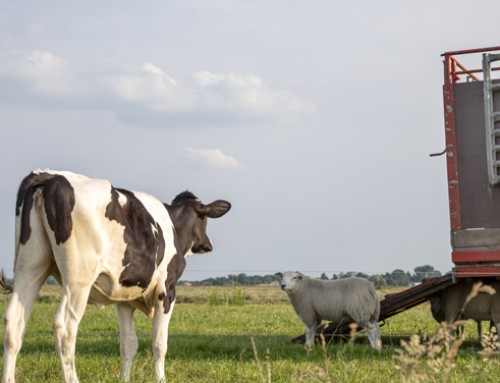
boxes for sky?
[1,0,500,281]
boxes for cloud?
[192,71,317,118]
[0,50,74,95]
[0,50,316,125]
[107,62,196,111]
[186,148,244,170]
[109,66,316,122]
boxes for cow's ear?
[203,200,231,218]
[275,272,283,278]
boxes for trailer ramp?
[291,274,455,344]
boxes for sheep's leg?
[492,305,500,350]
[476,320,482,344]
[494,321,500,350]
[364,320,382,351]
[305,324,317,346]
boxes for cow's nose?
[193,242,213,253]
[281,284,286,290]
[203,243,213,252]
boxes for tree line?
[179,265,441,287]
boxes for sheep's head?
[275,271,305,292]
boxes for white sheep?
[429,280,500,342]
[275,271,382,350]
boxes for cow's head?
[166,191,231,256]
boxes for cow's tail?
[0,268,13,293]
[14,172,46,265]
[13,171,61,271]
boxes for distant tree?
[412,265,441,282]
[178,267,439,287]
[355,272,369,280]
[237,273,249,285]
[386,269,411,286]
[368,274,387,287]
[339,271,356,279]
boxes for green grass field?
[1,285,499,382]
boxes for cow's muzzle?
[192,243,213,254]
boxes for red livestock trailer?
[293,46,500,343]
[442,46,500,276]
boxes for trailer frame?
[442,46,500,277]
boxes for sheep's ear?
[274,272,283,278]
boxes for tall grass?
[208,287,247,306]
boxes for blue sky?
[1,1,500,280]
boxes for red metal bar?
[450,57,480,82]
[453,266,500,277]
[441,46,500,57]
[452,250,500,263]
[442,54,462,230]
[442,47,500,84]
[454,67,500,76]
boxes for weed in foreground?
[394,282,500,383]
[469,326,500,376]
[251,336,271,383]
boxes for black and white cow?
[2,169,231,383]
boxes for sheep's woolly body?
[277,272,382,350]
[429,280,500,345]
[287,277,380,328]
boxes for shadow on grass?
[1,333,485,363]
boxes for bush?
[208,287,247,306]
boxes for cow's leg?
[116,303,138,382]
[3,240,52,383]
[152,300,176,383]
[3,269,51,383]
[52,283,92,383]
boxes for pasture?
[1,285,499,382]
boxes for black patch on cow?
[160,191,202,312]
[16,172,75,245]
[105,187,166,290]
[163,252,186,313]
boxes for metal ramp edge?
[290,274,455,344]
